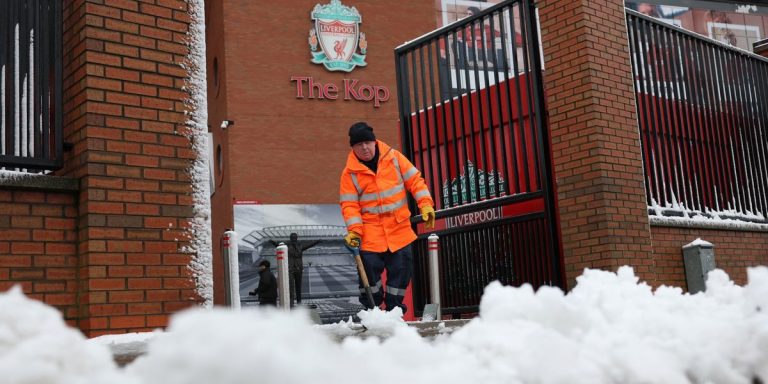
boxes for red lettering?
[291,76,309,98]
[358,85,374,101]
[292,76,389,107]
[324,83,338,99]
[344,79,359,100]
[308,77,324,99]
[374,86,390,107]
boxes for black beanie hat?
[349,122,376,146]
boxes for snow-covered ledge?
[0,170,78,192]
[648,198,768,232]
[649,215,768,232]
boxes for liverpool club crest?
[308,0,367,72]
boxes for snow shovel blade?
[345,244,376,310]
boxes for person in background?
[249,259,277,306]
[269,233,321,305]
[636,3,661,18]
[339,122,436,314]
[463,6,503,65]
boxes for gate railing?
[396,0,546,211]
[1,0,63,171]
[627,9,768,224]
[395,0,561,316]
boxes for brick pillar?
[538,0,655,288]
[62,0,202,336]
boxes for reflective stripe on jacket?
[339,140,434,252]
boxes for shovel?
[345,244,376,309]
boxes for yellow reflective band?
[386,285,405,296]
[345,216,362,226]
[350,174,362,195]
[414,189,431,200]
[361,198,406,214]
[359,183,405,202]
[360,281,382,294]
[391,155,404,182]
[402,167,418,180]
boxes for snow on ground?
[1,266,768,384]
[0,286,138,384]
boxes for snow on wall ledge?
[649,199,768,232]
[180,0,213,308]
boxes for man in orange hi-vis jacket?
[339,122,435,313]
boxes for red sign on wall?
[290,76,390,107]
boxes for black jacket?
[255,268,277,302]
[269,240,321,272]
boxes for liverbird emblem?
[308,0,367,72]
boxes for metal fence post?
[276,243,290,310]
[222,230,240,309]
[426,234,441,320]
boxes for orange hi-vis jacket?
[340,140,434,253]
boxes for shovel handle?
[345,243,376,309]
[353,255,370,287]
[353,254,376,309]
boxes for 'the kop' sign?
[291,76,390,107]
[294,1,390,107]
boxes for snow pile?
[2,267,768,384]
[318,307,410,338]
[461,266,768,383]
[124,266,768,384]
[89,331,163,360]
[126,307,349,384]
[357,307,409,333]
[0,286,137,384]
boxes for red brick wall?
[208,0,437,304]
[651,225,768,288]
[59,0,202,336]
[218,0,436,205]
[0,189,79,326]
[538,0,655,289]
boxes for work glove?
[344,231,361,248]
[420,206,436,229]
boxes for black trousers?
[358,245,412,312]
[289,270,302,304]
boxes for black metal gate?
[394,0,561,317]
[0,0,63,171]
[626,9,768,224]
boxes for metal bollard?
[222,230,240,309]
[682,238,716,294]
[276,243,290,310]
[425,234,441,321]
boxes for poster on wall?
[234,203,366,323]
[435,0,527,94]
